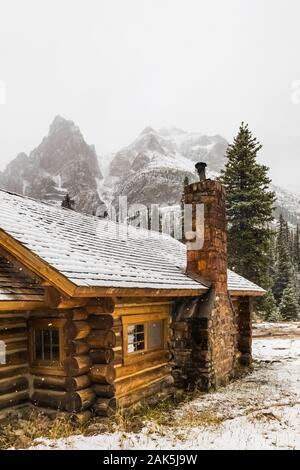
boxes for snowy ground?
[31,323,300,450]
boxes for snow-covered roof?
[0,190,264,296]
[0,256,45,302]
[227,270,266,295]
[0,190,206,293]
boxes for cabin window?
[29,318,66,370]
[34,328,60,361]
[148,320,164,350]
[123,313,167,363]
[127,323,145,353]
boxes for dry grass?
[111,390,228,430]
[0,409,89,450]
[0,389,231,449]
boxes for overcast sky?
[0,0,300,193]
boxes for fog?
[0,0,300,192]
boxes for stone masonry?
[172,179,238,391]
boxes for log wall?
[0,298,175,416]
[0,311,29,411]
[31,308,96,413]
[90,299,174,416]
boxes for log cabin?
[0,166,265,417]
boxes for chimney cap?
[195,162,207,181]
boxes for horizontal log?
[0,330,27,343]
[90,349,114,365]
[90,364,116,385]
[88,315,113,330]
[92,383,116,398]
[33,375,67,391]
[87,330,116,349]
[71,310,89,321]
[68,341,90,356]
[33,374,91,392]
[0,364,28,380]
[115,366,171,398]
[0,390,29,410]
[65,375,91,392]
[31,389,67,410]
[65,388,96,413]
[5,341,27,352]
[69,321,91,340]
[86,298,115,314]
[118,376,173,410]
[116,350,171,380]
[93,397,117,417]
[0,320,26,330]
[63,356,92,376]
[0,375,28,395]
[5,349,28,366]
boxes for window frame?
[29,318,67,373]
[122,312,168,364]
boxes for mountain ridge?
[0,116,299,225]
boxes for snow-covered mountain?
[99,126,226,208]
[0,116,104,214]
[99,126,300,226]
[0,118,299,224]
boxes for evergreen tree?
[273,215,294,302]
[220,122,276,287]
[262,291,282,322]
[293,225,300,271]
[61,193,75,210]
[279,281,300,321]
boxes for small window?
[34,328,60,361]
[148,321,163,350]
[29,318,66,370]
[127,324,145,353]
[123,314,166,361]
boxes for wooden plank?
[115,365,171,398]
[115,350,171,380]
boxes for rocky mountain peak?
[48,115,80,137]
[0,117,104,214]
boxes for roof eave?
[229,289,266,297]
[72,285,208,298]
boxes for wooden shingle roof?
[0,256,45,303]
[0,190,265,297]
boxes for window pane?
[148,321,163,350]
[127,324,145,353]
[35,328,60,362]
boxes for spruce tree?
[273,215,293,302]
[293,225,300,271]
[279,281,300,321]
[262,291,282,322]
[61,193,75,210]
[220,122,276,287]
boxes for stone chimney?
[184,164,228,292]
[181,163,236,389]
